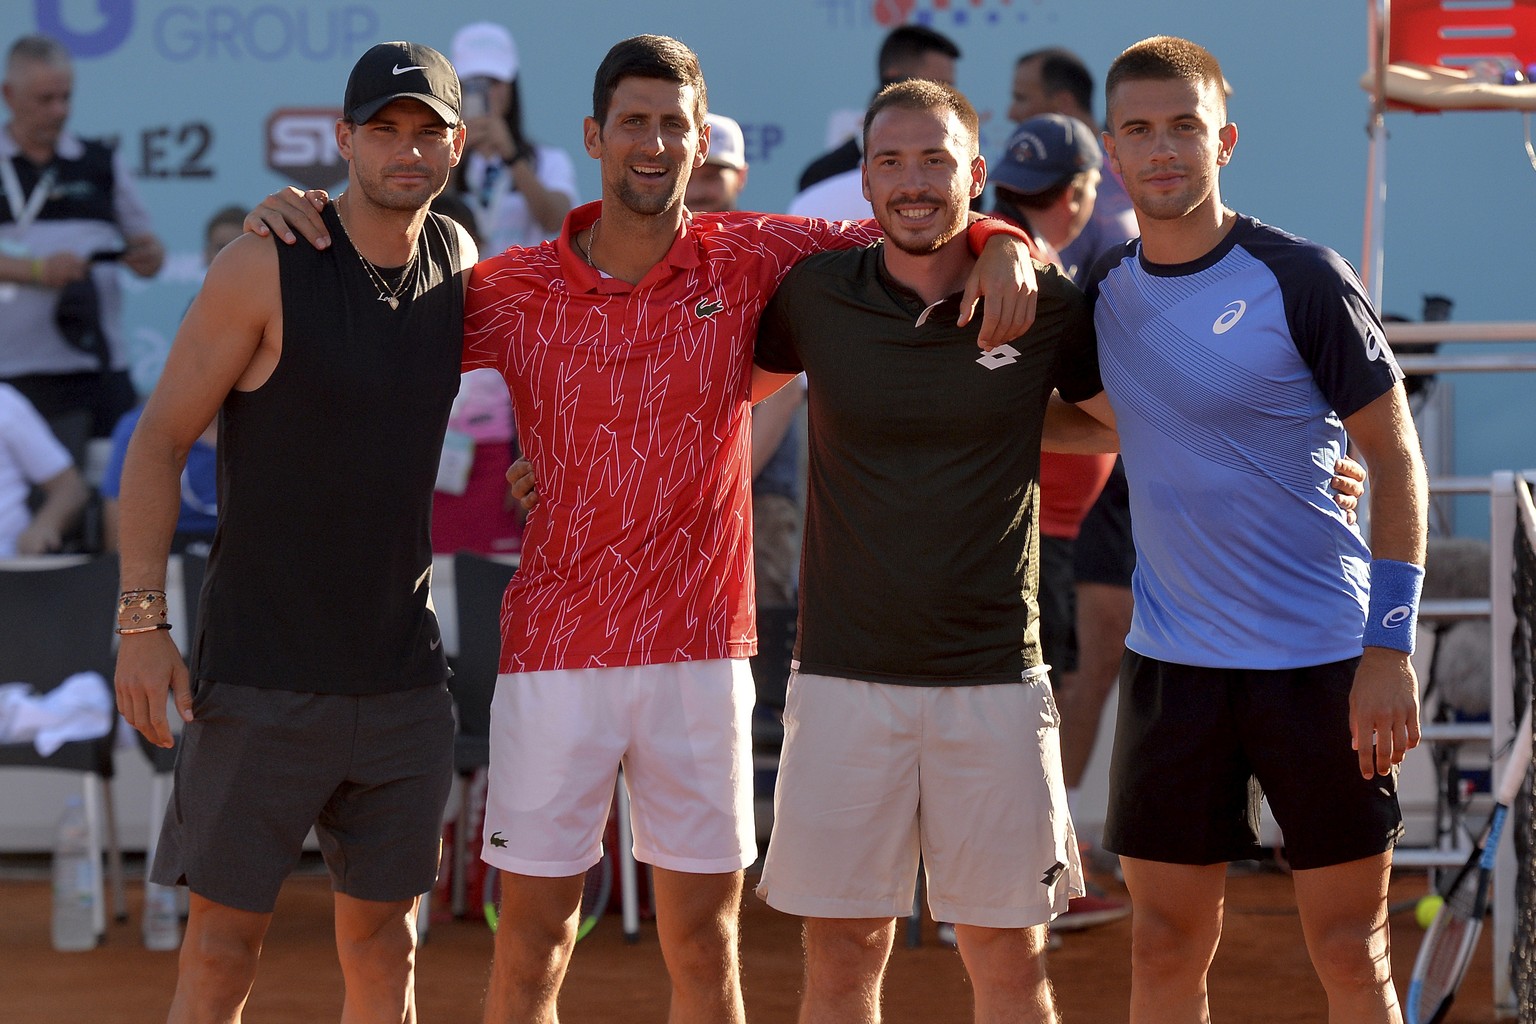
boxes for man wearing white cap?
[449,21,577,254]
[684,115,805,612]
[685,112,748,214]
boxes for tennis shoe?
[1051,890,1130,932]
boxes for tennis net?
[1510,475,1536,1021]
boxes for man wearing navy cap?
[115,41,475,1023]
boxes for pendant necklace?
[336,194,416,310]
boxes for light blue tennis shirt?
[1086,216,1403,669]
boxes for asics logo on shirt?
[1381,605,1412,629]
[1212,300,1247,335]
[977,344,1021,369]
[1364,326,1386,362]
[695,297,725,318]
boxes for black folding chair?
[0,554,125,937]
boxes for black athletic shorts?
[151,679,455,912]
[1072,458,1135,588]
[1103,652,1403,870]
[1038,534,1077,676]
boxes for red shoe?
[1051,890,1130,932]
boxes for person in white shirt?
[448,21,578,255]
[0,382,86,556]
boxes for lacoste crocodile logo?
[695,297,724,318]
[489,831,507,848]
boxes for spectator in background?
[449,21,577,255]
[796,25,960,192]
[439,23,566,557]
[0,34,164,464]
[989,113,1128,935]
[0,381,87,556]
[685,113,803,607]
[1004,47,1140,849]
[429,177,525,558]
[99,205,245,555]
[1006,47,1138,281]
[789,25,960,220]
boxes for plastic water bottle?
[51,796,98,951]
[142,882,181,951]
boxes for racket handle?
[1493,711,1532,807]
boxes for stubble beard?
[613,171,687,219]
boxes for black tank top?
[192,203,463,695]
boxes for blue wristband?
[1363,558,1424,654]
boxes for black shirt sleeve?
[1270,238,1404,419]
[755,264,808,375]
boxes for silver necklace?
[336,195,416,311]
[579,217,601,267]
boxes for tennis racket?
[484,851,614,942]
[1405,710,1532,1024]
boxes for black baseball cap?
[344,41,461,126]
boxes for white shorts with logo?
[757,669,1084,928]
[482,659,756,877]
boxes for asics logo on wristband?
[1212,300,1246,335]
[1381,605,1412,629]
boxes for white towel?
[0,672,114,756]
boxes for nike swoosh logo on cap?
[393,64,428,75]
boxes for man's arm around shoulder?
[114,235,280,748]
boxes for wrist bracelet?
[1363,558,1424,654]
[117,589,169,633]
[116,622,173,636]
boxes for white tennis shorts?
[757,669,1084,928]
[481,659,756,877]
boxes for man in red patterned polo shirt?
[248,34,1037,1024]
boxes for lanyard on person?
[0,156,57,232]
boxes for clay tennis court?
[1,860,1502,1022]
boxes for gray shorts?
[151,679,455,913]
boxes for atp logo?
[1212,300,1246,335]
[977,344,1021,369]
[36,0,135,59]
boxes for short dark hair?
[1017,47,1095,116]
[204,205,248,244]
[877,25,960,85]
[862,79,978,157]
[592,34,707,129]
[1106,36,1227,124]
[5,34,69,80]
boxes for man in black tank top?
[113,42,478,1023]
